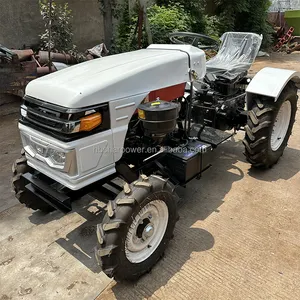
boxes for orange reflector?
[79,112,102,132]
[138,109,146,120]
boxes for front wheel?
[243,82,298,168]
[95,175,178,281]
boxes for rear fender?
[246,67,300,109]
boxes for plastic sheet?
[87,43,109,58]
[206,32,263,80]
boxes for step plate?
[191,125,234,147]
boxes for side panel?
[109,84,187,163]
[148,83,186,101]
[246,67,300,107]
[109,93,148,162]
[78,140,111,173]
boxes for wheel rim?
[271,100,292,151]
[125,200,169,264]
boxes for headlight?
[48,149,66,166]
[23,135,75,172]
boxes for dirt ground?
[249,51,300,74]
[0,52,300,300]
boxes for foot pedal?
[191,125,234,147]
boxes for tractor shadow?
[26,137,300,299]
[105,140,246,299]
[54,199,107,274]
[29,192,110,274]
[27,138,246,297]
[106,227,215,300]
[247,146,300,182]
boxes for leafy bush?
[156,0,206,34]
[111,3,192,53]
[147,4,192,44]
[157,0,272,48]
[204,15,222,39]
[111,0,272,53]
[110,2,137,54]
[39,0,74,52]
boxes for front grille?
[20,96,111,142]
[26,107,68,132]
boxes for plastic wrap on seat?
[206,32,263,80]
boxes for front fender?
[246,67,300,108]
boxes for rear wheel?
[95,175,178,281]
[12,149,54,212]
[243,82,298,168]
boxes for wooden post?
[139,0,153,45]
[102,0,113,49]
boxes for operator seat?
[206,32,263,81]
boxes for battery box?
[164,140,212,184]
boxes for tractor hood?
[25,45,206,108]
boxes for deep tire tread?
[97,245,118,257]
[244,82,298,168]
[107,200,116,218]
[95,175,178,282]
[116,198,136,205]
[102,221,123,231]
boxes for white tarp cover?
[206,32,263,80]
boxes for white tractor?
[12,32,300,281]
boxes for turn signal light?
[138,109,146,120]
[79,112,102,132]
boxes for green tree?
[39,0,74,52]
[156,0,206,33]
[157,0,272,47]
[234,0,273,47]
[148,4,192,44]
[215,0,272,47]
[215,0,250,32]
[112,3,192,53]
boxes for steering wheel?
[169,32,220,51]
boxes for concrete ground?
[1,52,300,300]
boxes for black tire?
[12,149,54,212]
[95,175,178,282]
[243,82,298,168]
